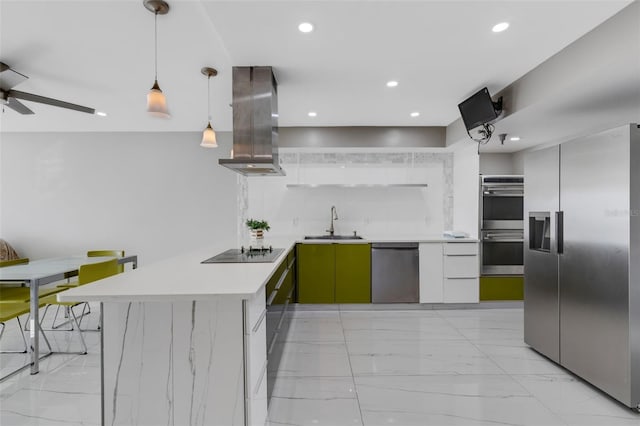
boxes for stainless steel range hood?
[219,66,285,176]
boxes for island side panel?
[102,300,245,426]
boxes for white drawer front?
[248,318,267,394]
[246,286,266,334]
[443,278,479,303]
[443,255,478,278]
[444,243,478,256]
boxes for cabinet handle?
[268,331,279,355]
[277,307,287,330]
[254,360,268,395]
[274,269,288,290]
[266,290,278,306]
[252,308,267,333]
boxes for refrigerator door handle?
[556,211,564,254]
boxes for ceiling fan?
[0,62,95,115]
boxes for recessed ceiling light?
[386,81,399,88]
[510,136,521,141]
[308,111,317,117]
[95,111,107,117]
[492,22,510,33]
[410,112,420,117]
[298,22,314,33]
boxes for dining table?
[0,254,137,374]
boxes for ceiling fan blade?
[9,90,95,114]
[5,97,34,115]
[0,68,29,91]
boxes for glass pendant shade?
[200,122,218,148]
[147,80,170,118]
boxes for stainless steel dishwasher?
[371,242,419,303]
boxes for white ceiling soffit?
[0,0,632,133]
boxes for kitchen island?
[59,240,296,426]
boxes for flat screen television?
[458,87,501,131]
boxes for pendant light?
[144,0,170,118]
[200,67,218,148]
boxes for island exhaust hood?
[219,66,285,176]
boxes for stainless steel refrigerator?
[524,123,640,410]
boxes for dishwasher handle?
[371,242,419,249]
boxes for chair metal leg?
[15,317,29,353]
[0,318,29,354]
[69,308,88,354]
[52,305,74,330]
[35,319,53,354]
[76,303,101,332]
[0,316,55,382]
[27,304,75,332]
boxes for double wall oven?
[480,175,524,275]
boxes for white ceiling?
[0,0,632,137]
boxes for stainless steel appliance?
[524,123,640,409]
[480,229,524,275]
[218,66,285,176]
[480,175,524,275]
[480,175,524,230]
[202,247,284,263]
[371,242,419,303]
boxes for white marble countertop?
[58,239,296,303]
[299,235,478,243]
[58,234,477,303]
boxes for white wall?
[479,153,517,175]
[512,150,525,174]
[452,142,480,237]
[243,150,453,239]
[0,132,238,264]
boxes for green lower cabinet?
[335,244,371,303]
[297,244,336,303]
[297,243,371,303]
[480,276,524,301]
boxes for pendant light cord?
[207,76,211,122]
[154,11,158,81]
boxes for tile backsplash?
[239,150,453,241]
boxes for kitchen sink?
[304,235,364,240]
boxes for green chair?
[0,303,31,354]
[43,258,119,343]
[0,258,29,267]
[57,250,124,289]
[0,302,53,381]
[1,258,66,304]
[52,250,124,329]
[87,250,125,273]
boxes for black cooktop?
[202,247,284,264]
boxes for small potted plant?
[246,218,270,241]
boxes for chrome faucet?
[327,206,338,236]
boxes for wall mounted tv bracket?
[468,96,503,147]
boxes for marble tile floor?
[267,308,640,426]
[1,304,638,425]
